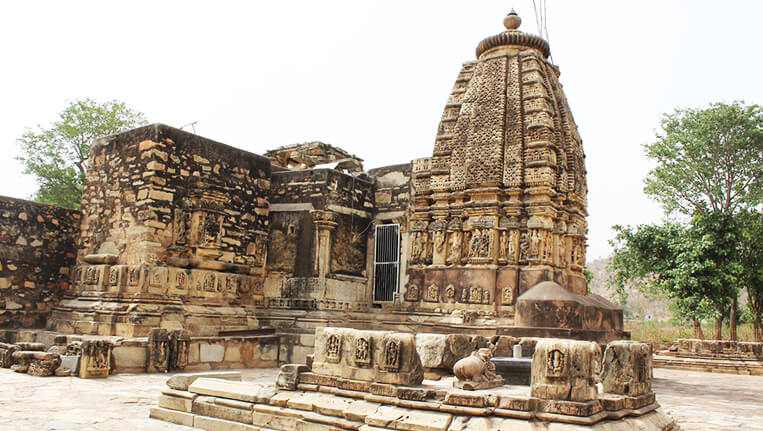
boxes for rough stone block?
[601,340,652,397]
[194,415,260,431]
[200,343,225,363]
[188,378,260,403]
[159,389,196,412]
[192,396,253,424]
[149,406,194,427]
[531,338,600,402]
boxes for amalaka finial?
[503,9,521,31]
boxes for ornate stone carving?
[382,336,402,372]
[501,286,514,305]
[354,336,372,368]
[326,334,342,363]
[425,284,439,302]
[547,349,566,378]
[404,284,419,301]
[445,284,456,300]
[446,231,462,265]
[453,347,504,390]
[79,340,112,378]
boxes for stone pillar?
[311,210,338,278]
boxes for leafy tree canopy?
[16,99,148,208]
[644,101,762,216]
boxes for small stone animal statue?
[453,347,504,390]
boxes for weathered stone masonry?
[48,125,272,337]
[0,197,80,329]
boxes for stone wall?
[0,197,80,328]
[50,124,273,337]
[368,163,412,216]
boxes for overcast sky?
[0,1,760,260]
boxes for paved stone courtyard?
[1,367,761,431]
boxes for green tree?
[610,101,761,340]
[16,99,148,208]
[644,101,762,216]
[738,210,763,341]
[608,213,744,340]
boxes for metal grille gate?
[373,223,400,303]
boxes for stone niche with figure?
[47,124,271,337]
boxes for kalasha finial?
[503,9,521,31]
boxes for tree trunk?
[754,313,762,343]
[729,295,738,341]
[713,313,723,340]
[692,319,705,340]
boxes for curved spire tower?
[406,11,588,316]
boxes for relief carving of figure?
[499,231,508,260]
[528,230,541,260]
[508,230,519,263]
[383,338,401,371]
[354,337,371,367]
[519,232,529,263]
[547,349,566,378]
[433,230,445,254]
[468,230,481,258]
[461,231,472,262]
[447,231,461,265]
[558,236,567,267]
[326,334,341,363]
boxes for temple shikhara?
[0,11,683,430]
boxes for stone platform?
[654,339,763,376]
[151,374,677,431]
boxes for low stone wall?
[674,338,763,359]
[113,335,280,373]
[0,196,80,329]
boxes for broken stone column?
[530,338,600,401]
[601,340,653,396]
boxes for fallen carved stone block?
[79,340,113,378]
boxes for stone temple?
[1,11,624,372]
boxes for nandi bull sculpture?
[453,346,505,390]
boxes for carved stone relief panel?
[404,284,420,302]
[446,231,462,265]
[382,336,402,372]
[445,284,456,301]
[326,334,342,363]
[354,336,372,368]
[546,348,566,378]
[501,286,514,305]
[148,266,168,294]
[424,284,439,302]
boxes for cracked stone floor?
[1,367,761,430]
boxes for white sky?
[0,1,760,260]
